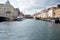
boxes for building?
[17,11,24,18]
[33,12,41,19]
[47,4,60,18]
[0,0,15,20]
[0,0,20,20]
[24,15,33,19]
[33,9,48,19]
[33,4,60,20]
[54,4,60,18]
[40,9,48,19]
[47,7,55,18]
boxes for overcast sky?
[0,0,60,15]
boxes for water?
[0,19,60,40]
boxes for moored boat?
[55,18,60,23]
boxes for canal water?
[0,19,60,40]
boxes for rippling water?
[0,19,60,40]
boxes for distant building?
[33,13,40,19]
[40,9,48,19]
[33,9,48,19]
[17,11,24,18]
[33,4,60,19]
[24,15,33,19]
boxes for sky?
[0,0,60,15]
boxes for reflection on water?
[0,19,60,40]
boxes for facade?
[47,4,60,18]
[33,10,48,19]
[47,8,54,18]
[54,5,60,18]
[0,0,18,20]
[36,13,41,18]
[17,12,24,18]
[54,9,60,18]
[46,4,60,19]
[24,15,33,19]
[33,4,60,19]
[41,9,48,19]
[33,13,41,19]
[14,8,20,18]
[14,8,24,19]
[0,0,14,20]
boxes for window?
[6,11,11,14]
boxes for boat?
[55,18,60,23]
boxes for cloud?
[17,0,33,11]
[10,0,19,8]
[18,0,47,15]
[1,0,59,15]
[0,0,6,4]
[0,0,19,8]
[10,0,60,15]
[0,0,60,15]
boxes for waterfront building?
[47,4,60,18]
[33,13,40,19]
[0,0,15,20]
[33,9,48,19]
[33,4,60,19]
[0,0,22,20]
[17,10,24,19]
[36,13,41,18]
[24,15,33,19]
[40,9,48,19]
[54,4,60,18]
[47,7,55,18]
